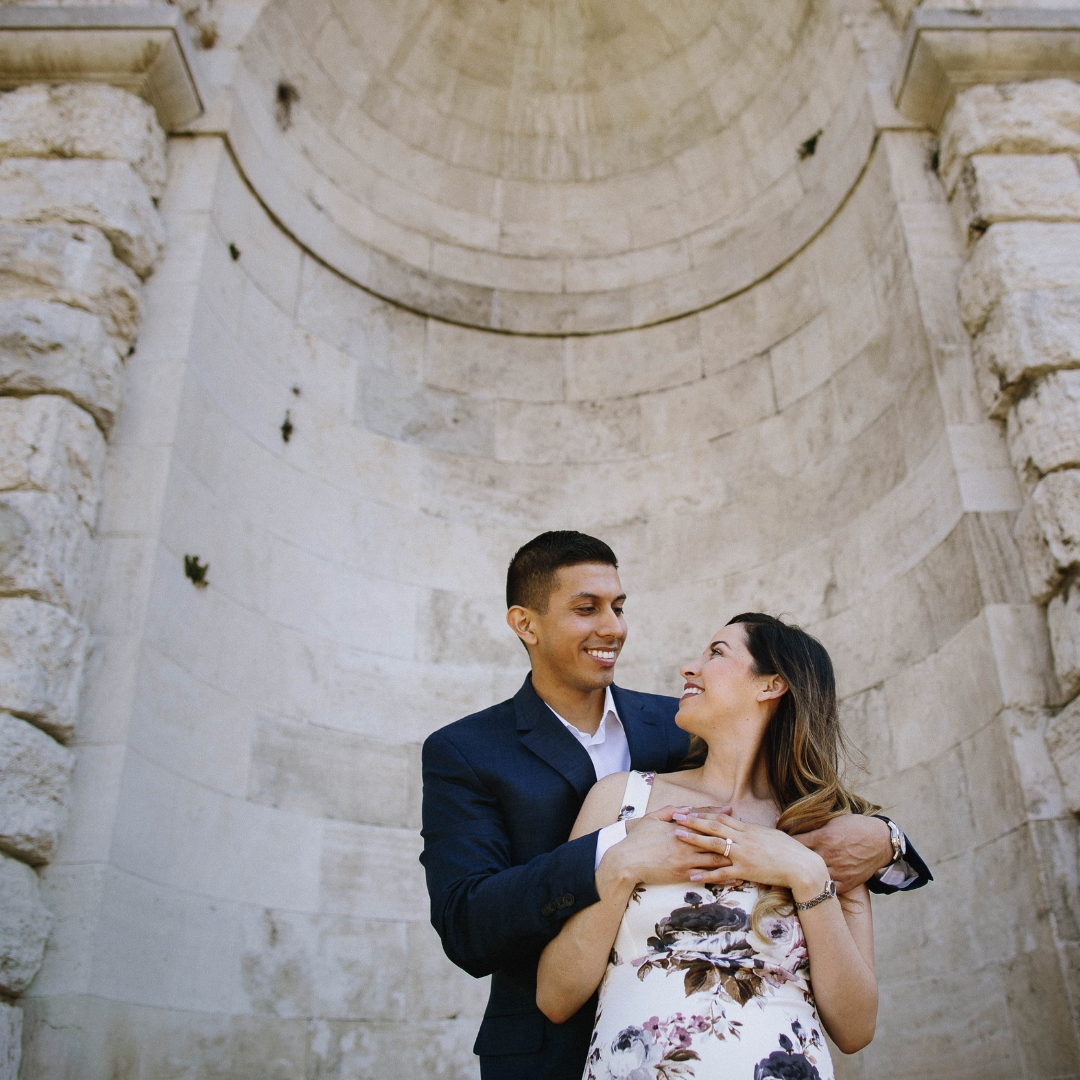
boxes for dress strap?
[616,770,655,821]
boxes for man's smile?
[585,647,618,663]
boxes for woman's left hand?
[672,810,828,897]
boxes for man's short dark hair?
[506,531,618,613]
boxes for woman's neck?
[696,717,772,807]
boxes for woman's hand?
[671,810,829,901]
[603,806,732,890]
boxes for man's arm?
[675,808,933,894]
[795,814,933,895]
[420,733,602,979]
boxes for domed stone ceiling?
[233,0,867,332]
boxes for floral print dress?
[585,772,833,1080]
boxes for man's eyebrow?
[568,592,627,603]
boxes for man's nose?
[598,606,624,637]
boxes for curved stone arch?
[227,0,877,333]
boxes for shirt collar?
[547,686,621,746]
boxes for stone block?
[0,299,123,433]
[306,1017,482,1080]
[0,598,87,741]
[248,715,420,828]
[237,907,410,1020]
[0,158,163,278]
[0,851,50,995]
[425,319,564,402]
[0,712,73,865]
[0,1002,19,1080]
[1013,496,1062,603]
[0,491,94,611]
[768,312,834,410]
[1046,696,1080,814]
[985,603,1061,710]
[952,154,1080,242]
[565,317,703,401]
[0,395,104,525]
[0,222,141,349]
[1001,707,1067,821]
[962,511,1030,604]
[357,367,495,456]
[0,83,166,200]
[958,222,1080,334]
[973,288,1080,415]
[1048,582,1080,700]
[1008,370,1080,477]
[493,396,641,464]
[940,80,1080,196]
[1019,471,1080,599]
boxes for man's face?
[511,562,627,692]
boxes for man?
[421,532,929,1080]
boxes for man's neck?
[531,672,608,736]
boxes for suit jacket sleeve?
[420,731,602,979]
[865,833,933,894]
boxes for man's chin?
[576,665,616,690]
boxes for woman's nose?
[680,661,698,679]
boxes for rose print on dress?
[587,773,835,1079]
[633,888,808,1006]
[585,1008,743,1080]
[753,1021,825,1080]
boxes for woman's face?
[676,623,773,733]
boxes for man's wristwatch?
[872,815,905,879]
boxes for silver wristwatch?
[794,879,836,911]
[872,816,905,879]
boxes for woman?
[536,613,878,1080]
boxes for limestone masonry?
[0,2,1078,1078]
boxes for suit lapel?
[515,675,596,799]
[613,685,672,772]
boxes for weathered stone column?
[938,78,1080,1033]
[0,83,164,1078]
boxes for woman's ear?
[758,676,788,702]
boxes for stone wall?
[0,84,165,1077]
[5,2,1080,1077]
[21,104,1076,1080]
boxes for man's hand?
[795,814,893,894]
[598,805,731,894]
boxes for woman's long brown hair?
[689,613,879,934]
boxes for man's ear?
[506,605,539,648]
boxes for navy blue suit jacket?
[420,674,930,1080]
[420,675,687,1079]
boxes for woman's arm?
[796,882,876,1054]
[672,812,877,1053]
[536,777,729,1023]
[536,773,635,1023]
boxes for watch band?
[873,815,905,864]
[794,879,836,911]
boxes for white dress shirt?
[547,685,631,780]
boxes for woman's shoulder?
[572,772,632,835]
[586,770,633,805]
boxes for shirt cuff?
[594,820,627,870]
[876,857,919,889]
